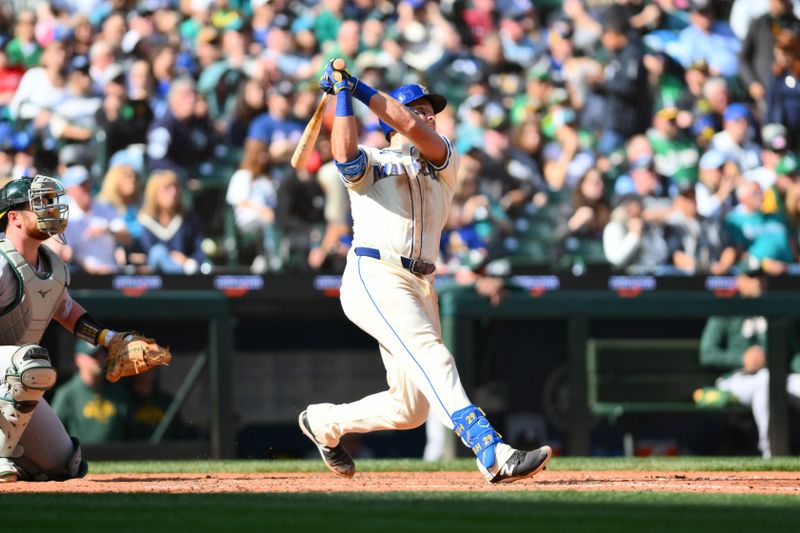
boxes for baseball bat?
[290,58,346,170]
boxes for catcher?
[0,175,171,482]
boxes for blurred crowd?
[2,0,800,276]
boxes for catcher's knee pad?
[1,344,56,457]
[452,405,503,469]
[13,436,88,482]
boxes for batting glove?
[320,60,356,95]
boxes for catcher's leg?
[0,344,57,482]
[13,398,88,481]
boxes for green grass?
[87,456,800,474]
[4,492,799,533]
[14,458,800,532]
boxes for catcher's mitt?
[105,332,172,382]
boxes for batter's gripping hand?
[105,331,172,382]
[319,59,354,95]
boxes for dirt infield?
[3,471,800,494]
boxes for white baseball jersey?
[346,136,459,263]
[306,135,475,450]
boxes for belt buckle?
[408,258,433,275]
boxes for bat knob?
[332,58,346,71]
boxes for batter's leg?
[305,342,430,448]
[336,258,551,482]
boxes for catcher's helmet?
[379,83,447,140]
[0,175,68,240]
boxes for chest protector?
[0,240,70,345]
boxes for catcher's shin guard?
[0,345,57,458]
[13,436,88,481]
[451,405,503,470]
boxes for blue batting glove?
[320,60,355,94]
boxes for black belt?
[354,247,436,275]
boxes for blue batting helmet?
[379,83,447,140]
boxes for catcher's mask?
[0,175,69,243]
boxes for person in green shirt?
[51,341,133,444]
[699,316,800,458]
[5,10,42,70]
[648,107,700,189]
[126,370,185,440]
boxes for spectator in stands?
[614,157,672,222]
[5,9,41,69]
[127,370,185,440]
[541,106,590,191]
[275,167,325,270]
[739,0,800,106]
[745,123,794,216]
[720,181,793,274]
[669,0,741,78]
[648,107,700,190]
[785,183,800,257]
[149,43,180,118]
[676,60,710,130]
[0,44,25,110]
[94,65,153,170]
[227,77,266,148]
[49,55,101,149]
[245,80,304,184]
[603,193,670,274]
[767,29,800,149]
[709,103,762,173]
[729,0,800,40]
[556,168,610,242]
[666,185,727,275]
[55,165,125,274]
[699,316,800,458]
[226,140,279,273]
[591,11,651,155]
[96,163,143,265]
[146,77,215,177]
[499,117,547,216]
[70,14,94,57]
[51,341,132,444]
[138,169,209,275]
[88,39,119,96]
[8,40,67,124]
[197,29,255,125]
[695,150,738,221]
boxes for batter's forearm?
[331,100,360,162]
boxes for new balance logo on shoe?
[490,445,552,484]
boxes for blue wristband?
[336,90,353,117]
[351,77,377,106]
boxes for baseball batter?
[299,61,552,483]
[0,175,164,482]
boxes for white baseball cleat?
[298,410,356,478]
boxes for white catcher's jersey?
[345,136,459,263]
